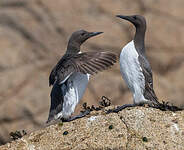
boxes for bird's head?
[116,15,146,29]
[69,30,103,45]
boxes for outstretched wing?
[49,52,117,86]
[138,55,158,103]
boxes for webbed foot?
[61,109,90,122]
[106,104,136,114]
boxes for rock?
[1,106,184,150]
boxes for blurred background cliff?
[0,0,184,145]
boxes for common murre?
[47,30,117,123]
[107,15,159,113]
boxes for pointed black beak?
[89,32,103,37]
[116,15,133,22]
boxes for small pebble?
[142,137,148,142]
[109,125,114,130]
[63,131,68,135]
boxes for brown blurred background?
[0,0,184,145]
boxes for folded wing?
[138,55,158,103]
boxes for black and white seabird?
[47,30,117,123]
[108,15,159,113]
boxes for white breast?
[119,40,146,104]
[61,73,90,119]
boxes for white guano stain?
[170,123,179,135]
[88,116,98,122]
[86,116,101,127]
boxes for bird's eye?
[81,33,85,36]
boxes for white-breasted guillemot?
[107,15,159,113]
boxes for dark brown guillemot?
[47,30,117,123]
[107,15,159,113]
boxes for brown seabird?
[47,30,117,122]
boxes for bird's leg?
[106,103,138,114]
[61,109,90,122]
[143,99,160,108]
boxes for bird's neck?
[66,40,81,54]
[134,27,146,55]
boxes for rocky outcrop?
[1,106,184,150]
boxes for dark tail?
[144,85,159,105]
[145,88,183,111]
[47,83,64,123]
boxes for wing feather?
[49,51,117,86]
[138,55,158,103]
